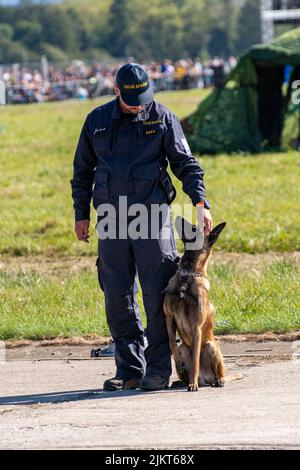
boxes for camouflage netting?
[186,28,300,154]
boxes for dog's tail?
[224,372,245,382]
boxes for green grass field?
[0,258,299,340]
[0,89,299,340]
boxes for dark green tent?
[187,28,300,154]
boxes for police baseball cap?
[116,63,153,106]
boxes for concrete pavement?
[0,341,299,449]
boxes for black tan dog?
[163,217,226,392]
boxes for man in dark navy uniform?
[71,63,212,391]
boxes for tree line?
[0,0,260,64]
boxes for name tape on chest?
[94,127,107,136]
[143,120,163,126]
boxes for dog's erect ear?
[208,222,226,246]
[175,216,196,243]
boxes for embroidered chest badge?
[145,129,156,136]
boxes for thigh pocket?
[159,211,180,281]
[159,252,180,285]
[158,207,178,255]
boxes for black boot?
[140,375,169,391]
[103,376,141,391]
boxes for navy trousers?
[96,206,179,380]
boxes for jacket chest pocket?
[131,162,166,203]
[93,127,111,154]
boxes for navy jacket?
[70,97,210,221]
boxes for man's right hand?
[75,220,90,243]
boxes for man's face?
[115,85,145,114]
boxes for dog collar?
[177,269,205,278]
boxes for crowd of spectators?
[0,57,237,105]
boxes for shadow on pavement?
[0,387,184,405]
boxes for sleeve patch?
[181,137,192,155]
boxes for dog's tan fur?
[163,217,226,392]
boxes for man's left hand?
[204,208,213,235]
[196,206,213,235]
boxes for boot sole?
[104,382,140,391]
[103,384,122,391]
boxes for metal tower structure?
[261,0,300,42]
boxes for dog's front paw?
[187,383,199,392]
[212,378,224,388]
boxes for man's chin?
[128,108,143,114]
